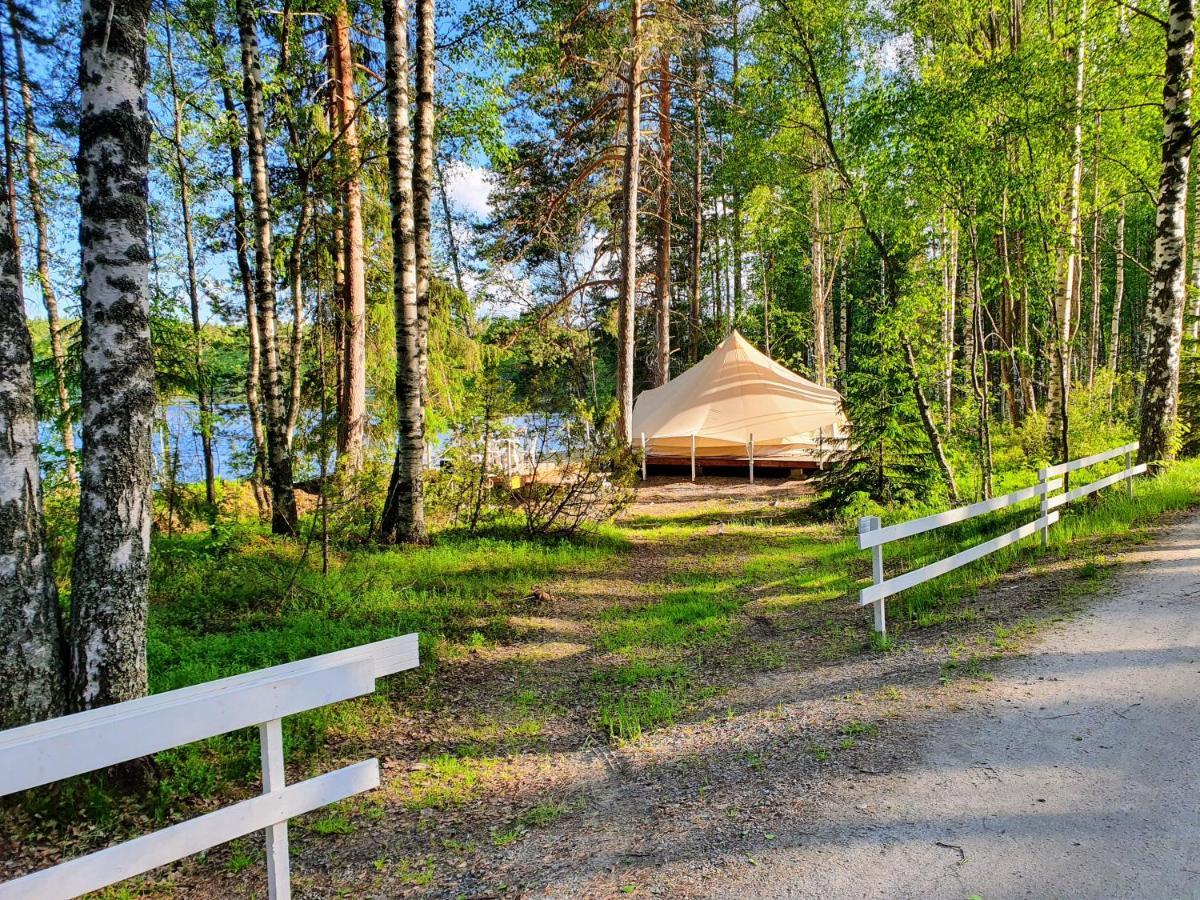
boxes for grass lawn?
[5,454,1200,881]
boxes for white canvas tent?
[632,331,848,468]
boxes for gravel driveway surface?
[687,514,1200,899]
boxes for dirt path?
[517,513,1200,899]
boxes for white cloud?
[443,161,494,219]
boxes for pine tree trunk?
[236,0,298,534]
[0,19,22,305]
[688,73,703,365]
[617,0,642,444]
[8,1,75,483]
[413,0,436,403]
[1139,0,1195,467]
[654,48,672,386]
[70,0,155,710]
[332,3,366,470]
[380,0,427,544]
[0,184,65,726]
[1047,0,1087,462]
[164,13,216,507]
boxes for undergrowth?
[5,441,1198,858]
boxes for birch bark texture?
[70,0,156,709]
[413,0,436,401]
[0,183,64,726]
[1047,0,1087,463]
[380,0,428,544]
[236,0,298,534]
[164,11,216,507]
[1109,198,1125,373]
[811,169,827,386]
[207,32,270,518]
[1140,0,1195,466]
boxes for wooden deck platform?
[644,454,822,478]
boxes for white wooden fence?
[0,633,420,900]
[858,442,1145,636]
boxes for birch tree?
[69,0,156,709]
[1140,0,1195,466]
[203,20,270,517]
[381,0,428,544]
[1046,0,1087,463]
[235,0,298,533]
[163,9,216,506]
[414,0,436,400]
[0,184,64,726]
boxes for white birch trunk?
[1140,0,1195,465]
[1047,0,1088,461]
[0,183,64,726]
[380,0,428,543]
[235,0,298,534]
[69,0,155,709]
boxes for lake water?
[40,402,257,485]
[39,405,577,486]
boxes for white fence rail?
[858,442,1144,636]
[0,633,420,900]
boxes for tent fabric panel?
[632,331,848,456]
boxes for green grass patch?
[598,688,681,743]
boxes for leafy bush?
[516,414,635,536]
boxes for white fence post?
[1126,448,1134,498]
[640,432,647,480]
[859,516,885,636]
[260,718,290,900]
[1038,466,1051,547]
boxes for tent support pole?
[690,434,696,482]
[748,434,755,484]
[640,433,647,480]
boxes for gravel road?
[700,514,1200,899]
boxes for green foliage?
[821,323,944,508]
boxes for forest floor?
[4,467,1199,898]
